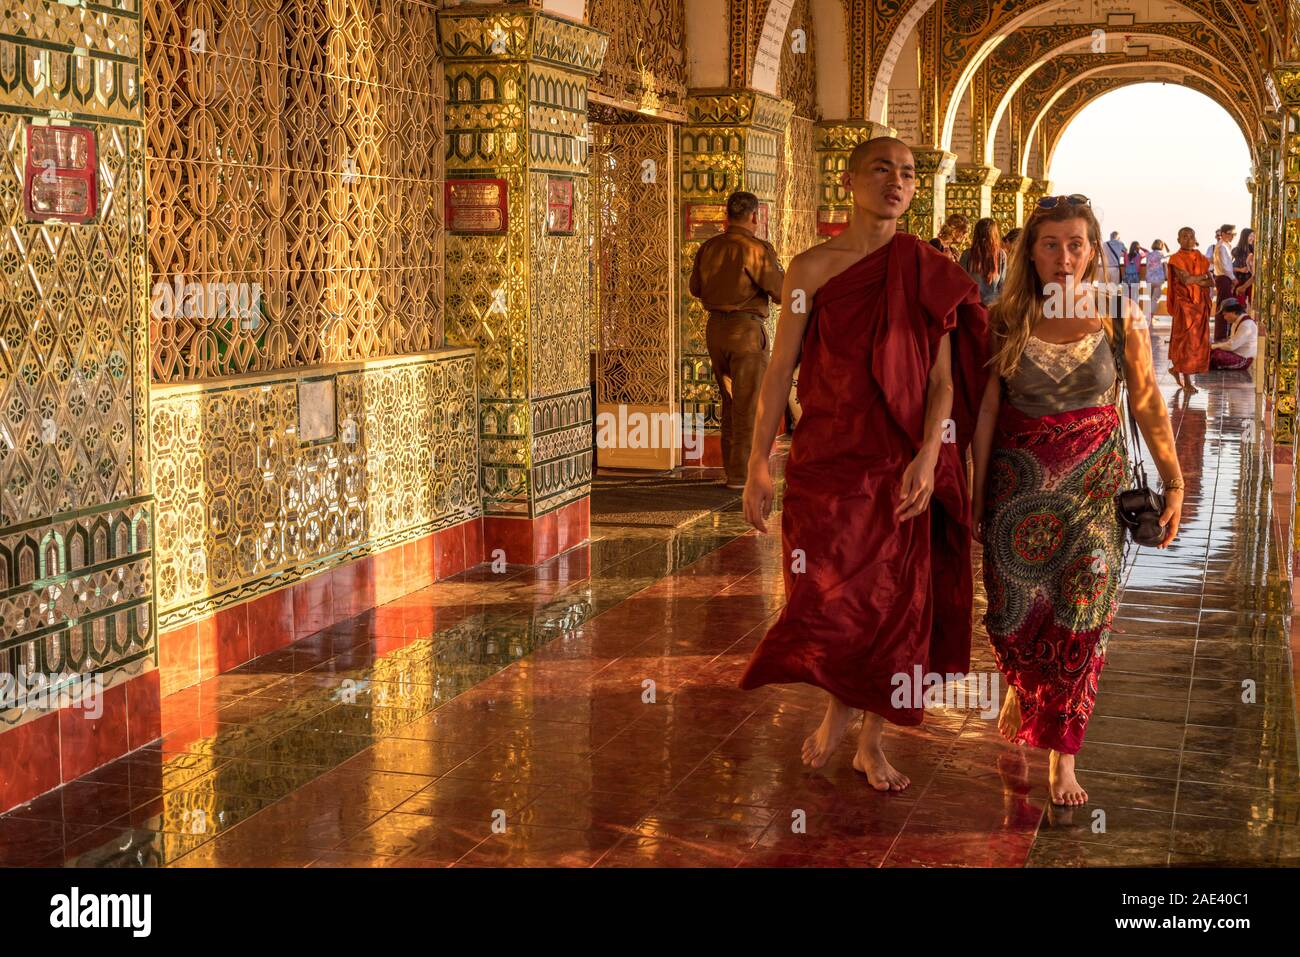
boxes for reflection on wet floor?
[1,334,1296,867]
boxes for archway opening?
[1046,84,1252,257]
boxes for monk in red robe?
[1167,226,1213,393]
[739,137,989,791]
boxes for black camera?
[1116,487,1166,547]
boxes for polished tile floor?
[2,331,1297,867]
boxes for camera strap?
[1108,290,1152,491]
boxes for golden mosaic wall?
[0,0,154,721]
[152,350,479,629]
[144,0,445,383]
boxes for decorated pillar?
[1024,178,1053,213]
[903,148,956,240]
[947,163,1000,225]
[992,175,1033,233]
[679,90,793,440]
[438,7,608,563]
[948,70,1000,225]
[1272,69,1300,452]
[0,0,155,812]
[812,121,894,237]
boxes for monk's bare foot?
[1049,750,1088,806]
[852,712,910,791]
[997,687,1022,743]
[852,747,910,791]
[801,695,855,768]
[1185,376,1199,395]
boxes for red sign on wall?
[24,123,98,224]
[817,207,849,238]
[546,176,574,235]
[445,178,508,234]
[685,201,771,242]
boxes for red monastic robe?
[739,232,990,724]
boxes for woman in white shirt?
[1209,298,1257,371]
[1144,239,1167,319]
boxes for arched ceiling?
[977,21,1259,164]
[874,0,1265,151]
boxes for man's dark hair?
[727,191,760,221]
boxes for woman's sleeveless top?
[1004,329,1118,417]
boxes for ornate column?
[903,148,956,240]
[992,175,1033,233]
[679,91,793,441]
[1024,178,1053,213]
[439,7,608,563]
[0,0,154,812]
[1272,69,1300,452]
[947,163,1000,225]
[813,120,894,237]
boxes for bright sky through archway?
[1046,83,1252,253]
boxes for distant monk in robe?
[739,137,990,791]
[1167,225,1213,394]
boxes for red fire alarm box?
[24,123,98,224]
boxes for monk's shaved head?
[848,136,914,172]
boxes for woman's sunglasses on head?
[1036,193,1091,209]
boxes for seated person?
[1209,298,1257,371]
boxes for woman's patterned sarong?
[983,402,1128,754]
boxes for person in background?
[1168,226,1215,394]
[1209,298,1257,371]
[1204,228,1219,262]
[1103,230,1126,285]
[1123,239,1145,301]
[1003,227,1022,254]
[1232,227,1255,309]
[689,190,785,488]
[930,213,969,261]
[1144,239,1168,320]
[1213,224,1237,340]
[959,217,1007,305]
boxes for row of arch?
[554,0,1269,174]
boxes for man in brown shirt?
[689,191,785,487]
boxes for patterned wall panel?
[0,0,153,726]
[777,0,817,122]
[152,351,479,630]
[592,122,675,407]
[144,0,445,382]
[587,0,686,118]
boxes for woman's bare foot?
[997,687,1021,743]
[851,712,910,791]
[1049,750,1088,805]
[801,694,856,768]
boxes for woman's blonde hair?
[987,199,1109,377]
